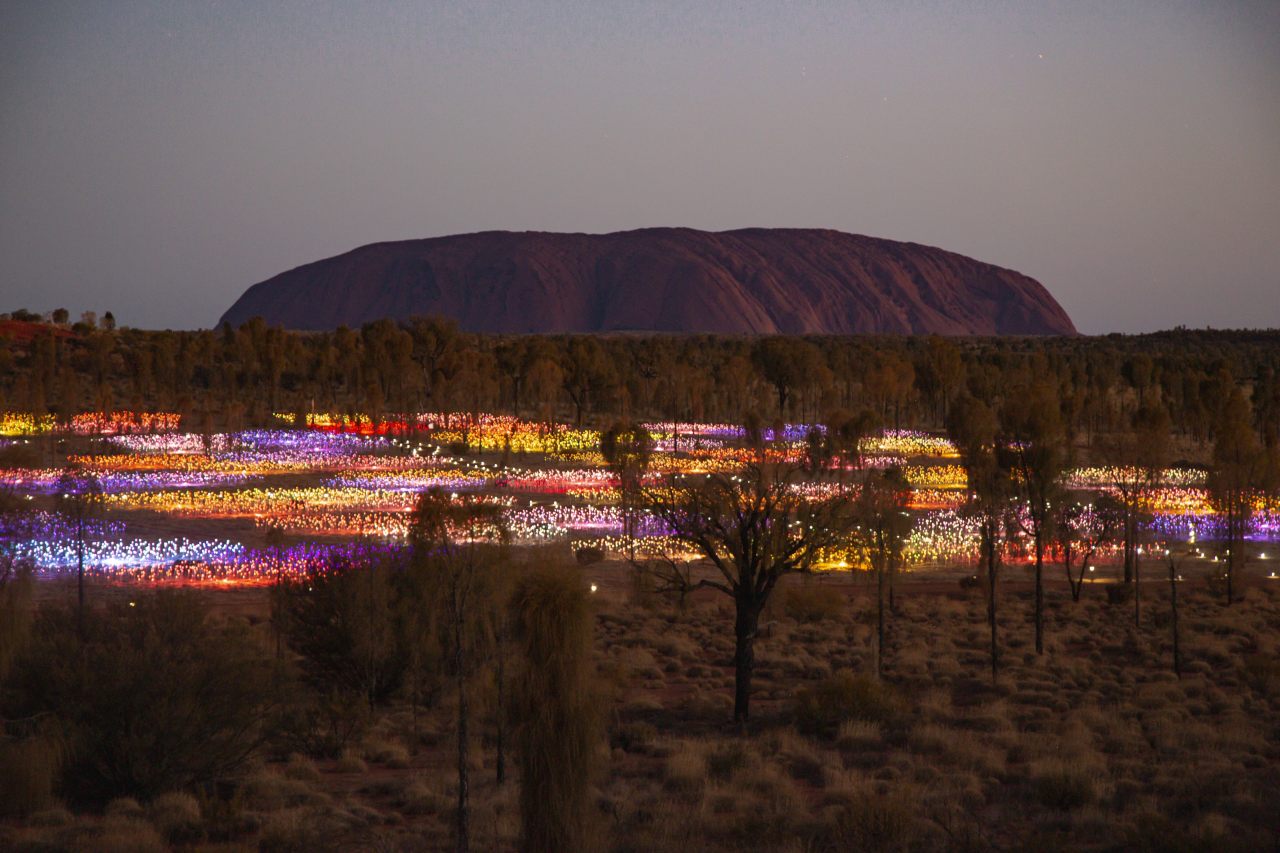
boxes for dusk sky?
[1,1,1277,334]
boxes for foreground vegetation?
[3,564,1278,851]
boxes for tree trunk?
[985,526,999,683]
[1168,556,1181,678]
[888,548,897,614]
[876,551,885,680]
[732,601,760,727]
[1226,510,1238,606]
[495,637,506,786]
[1034,529,1044,655]
[1133,549,1141,627]
[76,518,86,641]
[1123,511,1135,583]
[454,621,469,853]
[1063,541,1080,602]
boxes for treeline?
[2,315,1279,445]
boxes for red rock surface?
[219,228,1076,335]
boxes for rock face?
[219,228,1076,335]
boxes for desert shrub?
[267,688,371,759]
[664,749,707,795]
[836,720,883,751]
[148,791,203,844]
[959,575,982,592]
[1204,570,1231,600]
[611,720,658,753]
[258,807,330,852]
[1030,760,1095,809]
[273,552,412,706]
[27,805,75,827]
[92,817,168,853]
[362,736,410,768]
[282,754,321,782]
[398,777,446,815]
[1241,654,1279,696]
[104,797,145,819]
[784,584,844,623]
[1106,584,1134,606]
[0,559,33,681]
[793,671,903,737]
[3,591,276,805]
[574,547,605,565]
[819,787,919,852]
[0,735,63,817]
[705,741,752,781]
[334,751,368,773]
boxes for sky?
[1,1,1277,334]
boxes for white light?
[589,583,598,594]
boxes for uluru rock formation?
[219,228,1076,335]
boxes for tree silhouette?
[948,396,1012,682]
[643,463,856,726]
[1206,387,1264,605]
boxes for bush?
[575,547,605,565]
[93,817,168,853]
[1031,761,1095,809]
[104,797,145,820]
[664,750,707,795]
[1241,654,1279,697]
[282,754,321,782]
[1106,584,1134,605]
[148,791,203,843]
[362,737,410,768]
[793,671,902,737]
[0,735,62,817]
[784,584,843,623]
[335,751,368,773]
[822,788,919,852]
[611,720,658,753]
[267,689,370,760]
[273,553,412,706]
[1204,570,1231,599]
[4,591,276,805]
[705,741,751,781]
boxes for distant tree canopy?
[2,315,1277,445]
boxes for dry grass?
[5,574,1279,850]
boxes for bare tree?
[643,463,856,726]
[1166,547,1183,677]
[600,421,655,560]
[948,396,1013,683]
[409,490,508,853]
[855,466,912,678]
[1055,493,1121,602]
[1206,387,1264,605]
[1003,381,1069,654]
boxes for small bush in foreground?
[794,670,902,737]
[784,584,844,623]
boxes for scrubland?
[5,567,1277,852]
